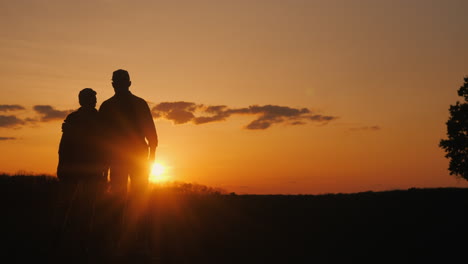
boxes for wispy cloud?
[0,102,341,131]
[33,105,72,122]
[348,125,381,132]
[0,105,72,129]
[0,137,16,140]
[152,101,198,124]
[152,101,338,130]
[0,115,25,128]
[0,105,25,112]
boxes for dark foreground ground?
[0,175,467,263]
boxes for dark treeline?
[1,175,468,263]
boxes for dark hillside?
[0,175,467,263]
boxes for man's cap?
[112,69,130,82]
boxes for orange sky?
[1,0,468,194]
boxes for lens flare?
[149,162,169,183]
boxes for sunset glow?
[149,163,169,183]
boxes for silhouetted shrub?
[440,76,468,180]
[150,181,226,195]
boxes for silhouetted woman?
[57,88,107,188]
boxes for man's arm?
[142,100,158,162]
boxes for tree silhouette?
[440,77,468,180]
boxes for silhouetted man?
[57,88,107,186]
[99,69,158,195]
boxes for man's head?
[112,69,131,94]
[79,88,97,108]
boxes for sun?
[149,162,169,183]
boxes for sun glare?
[149,162,169,183]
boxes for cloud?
[33,105,72,122]
[0,137,16,140]
[349,126,381,132]
[0,105,71,128]
[152,101,198,124]
[194,105,230,124]
[152,101,338,130]
[291,121,306,125]
[306,115,336,122]
[0,115,25,128]
[0,105,25,112]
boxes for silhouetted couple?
[57,69,158,195]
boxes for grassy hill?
[0,175,467,263]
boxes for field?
[1,175,467,263]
